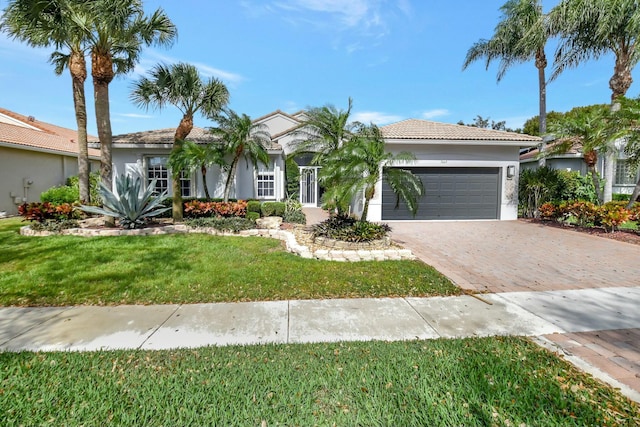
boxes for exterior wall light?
[506,165,516,179]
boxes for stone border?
[19,225,415,262]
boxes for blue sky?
[1,0,638,136]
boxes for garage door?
[382,167,500,220]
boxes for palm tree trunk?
[201,165,210,199]
[223,158,239,202]
[171,115,194,222]
[609,49,633,102]
[69,51,89,203]
[536,48,547,167]
[92,50,115,226]
[626,178,640,209]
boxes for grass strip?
[1,337,637,426]
[0,218,459,306]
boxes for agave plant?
[80,174,170,229]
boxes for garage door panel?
[382,167,500,220]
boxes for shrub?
[183,200,248,218]
[245,211,260,221]
[628,202,640,221]
[285,157,300,198]
[18,202,77,223]
[312,214,391,243]
[79,174,170,229]
[562,201,599,227]
[283,211,306,224]
[538,202,557,221]
[184,217,256,233]
[261,201,285,217]
[40,185,78,204]
[66,172,102,204]
[597,202,631,232]
[29,219,79,232]
[613,193,631,202]
[247,200,262,214]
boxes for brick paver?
[390,220,640,293]
[390,221,640,399]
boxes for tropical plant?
[168,140,225,200]
[549,0,640,200]
[608,96,640,208]
[19,202,77,223]
[319,124,424,221]
[131,62,229,220]
[210,110,271,202]
[79,174,170,229]
[312,214,391,243]
[1,0,92,202]
[463,0,550,158]
[292,97,359,164]
[183,217,256,233]
[546,105,614,203]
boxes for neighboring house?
[109,110,539,221]
[520,143,639,196]
[0,107,100,216]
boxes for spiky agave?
[80,174,170,229]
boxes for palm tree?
[168,140,225,200]
[463,0,549,162]
[131,62,229,220]
[549,0,640,201]
[211,110,271,202]
[1,0,91,202]
[81,0,176,198]
[609,97,640,208]
[320,124,424,221]
[293,97,359,164]
[546,105,613,203]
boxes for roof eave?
[0,140,100,159]
[384,138,539,147]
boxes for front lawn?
[0,218,459,306]
[1,337,637,426]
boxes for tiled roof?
[381,119,541,143]
[112,125,283,151]
[520,139,582,161]
[0,107,100,157]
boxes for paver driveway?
[390,220,640,293]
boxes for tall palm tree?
[1,0,91,202]
[609,97,640,208]
[131,62,229,220]
[546,105,613,203]
[168,140,225,200]
[320,124,424,221]
[293,97,358,164]
[80,0,176,199]
[211,110,271,202]
[463,0,549,161]
[549,0,640,201]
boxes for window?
[147,157,169,195]
[257,171,275,198]
[146,157,192,197]
[615,160,637,186]
[179,170,192,198]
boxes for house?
[0,107,100,216]
[110,111,539,221]
[520,143,639,196]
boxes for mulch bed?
[522,218,640,246]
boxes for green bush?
[283,211,306,224]
[312,214,391,242]
[66,172,102,204]
[184,217,256,233]
[613,193,631,201]
[285,157,300,198]
[245,212,260,221]
[247,200,262,214]
[261,201,285,217]
[40,185,78,204]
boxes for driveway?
[390,220,640,294]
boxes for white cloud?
[421,109,450,119]
[352,111,403,125]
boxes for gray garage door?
[382,167,500,220]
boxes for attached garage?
[359,119,541,222]
[382,167,500,220]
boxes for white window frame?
[257,169,276,199]
[145,156,193,197]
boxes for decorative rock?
[256,216,282,229]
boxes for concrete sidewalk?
[2,287,639,401]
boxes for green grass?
[1,337,637,426]
[0,218,459,306]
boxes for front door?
[299,166,319,206]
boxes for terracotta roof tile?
[0,107,100,157]
[381,119,541,143]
